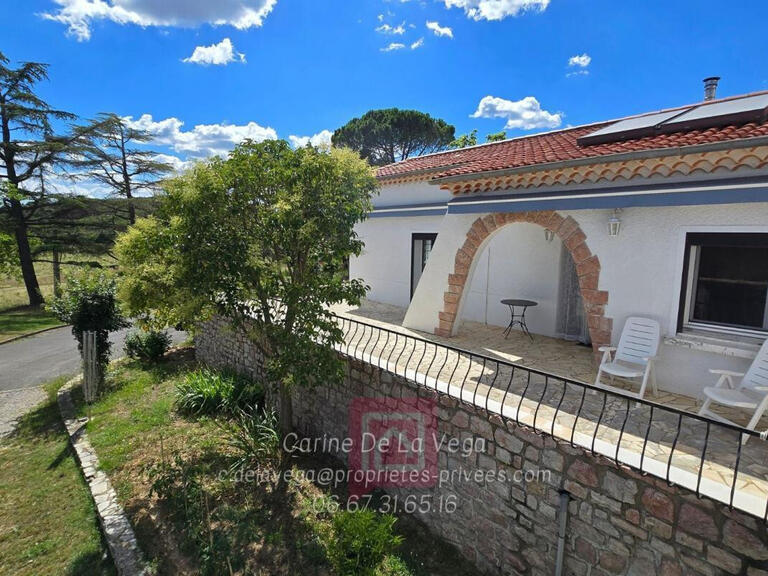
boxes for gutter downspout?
[555,489,571,576]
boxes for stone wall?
[196,317,768,576]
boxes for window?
[411,233,438,299]
[678,233,768,335]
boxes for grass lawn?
[0,261,55,313]
[0,377,114,576]
[77,350,480,576]
[0,307,64,343]
[0,254,117,313]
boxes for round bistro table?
[500,299,538,340]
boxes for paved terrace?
[331,300,768,520]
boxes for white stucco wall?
[389,201,768,397]
[560,203,768,396]
[462,223,563,337]
[350,215,445,308]
[372,180,452,208]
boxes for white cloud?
[183,38,245,66]
[441,0,549,21]
[288,129,333,150]
[375,22,406,35]
[568,53,591,68]
[42,0,277,41]
[426,20,453,38]
[124,114,277,158]
[381,42,406,52]
[153,153,195,172]
[410,37,424,49]
[470,96,562,130]
[377,13,384,22]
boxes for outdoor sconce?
[608,209,622,237]
[544,229,555,242]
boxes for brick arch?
[434,211,612,355]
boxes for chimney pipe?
[703,76,720,101]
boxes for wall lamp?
[608,209,622,237]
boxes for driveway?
[0,326,186,436]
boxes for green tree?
[449,129,477,149]
[0,231,18,279]
[486,130,507,142]
[73,114,173,224]
[116,140,377,435]
[0,51,78,306]
[332,108,454,166]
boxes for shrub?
[148,454,234,575]
[327,510,403,576]
[375,555,413,576]
[124,329,172,362]
[225,408,281,472]
[48,270,129,387]
[175,368,263,416]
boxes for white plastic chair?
[698,338,768,436]
[594,317,661,399]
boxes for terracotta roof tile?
[376,94,768,182]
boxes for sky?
[3,0,768,174]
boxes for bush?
[175,368,263,416]
[48,270,129,387]
[225,408,281,472]
[375,555,413,576]
[327,510,403,576]
[124,329,172,362]
[148,454,234,575]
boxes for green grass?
[75,352,480,576]
[0,378,114,576]
[0,254,117,312]
[0,307,64,343]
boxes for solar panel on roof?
[662,93,768,130]
[577,109,691,146]
[577,93,768,147]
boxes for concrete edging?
[57,375,147,576]
[0,323,68,346]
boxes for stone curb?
[0,323,68,346]
[57,375,148,576]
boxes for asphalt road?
[0,325,187,392]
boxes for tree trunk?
[125,185,136,225]
[127,200,136,226]
[52,248,61,297]
[10,199,43,307]
[279,384,293,438]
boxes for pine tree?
[0,52,77,306]
[73,114,173,224]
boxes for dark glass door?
[411,233,438,299]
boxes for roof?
[376,91,768,183]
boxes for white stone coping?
[57,376,148,576]
[664,332,762,360]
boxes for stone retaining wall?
[196,316,768,576]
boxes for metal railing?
[331,313,768,520]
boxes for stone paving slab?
[57,376,147,576]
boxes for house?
[349,80,768,398]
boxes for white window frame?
[675,229,768,339]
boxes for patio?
[331,299,768,519]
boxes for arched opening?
[435,211,612,355]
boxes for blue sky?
[3,0,768,168]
